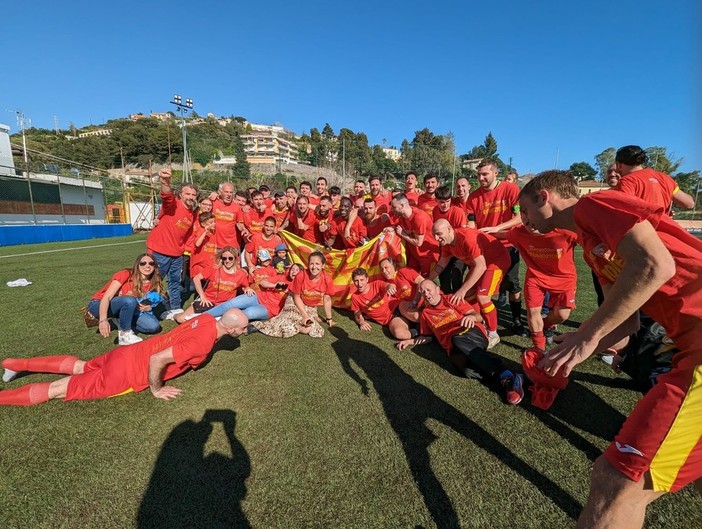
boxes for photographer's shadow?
[137,409,251,529]
[330,327,581,528]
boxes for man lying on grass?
[0,309,248,406]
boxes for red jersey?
[452,196,470,214]
[574,191,702,368]
[245,233,283,262]
[201,267,249,304]
[615,168,679,213]
[441,228,510,271]
[254,266,291,317]
[289,269,335,306]
[211,199,241,249]
[417,193,438,218]
[189,224,217,275]
[399,207,440,261]
[237,206,272,234]
[126,315,220,392]
[506,226,577,291]
[372,193,391,215]
[351,281,399,326]
[270,205,290,229]
[388,267,421,301]
[467,182,520,247]
[329,214,368,249]
[364,215,393,239]
[288,209,318,243]
[146,192,195,256]
[419,294,487,354]
[313,209,335,245]
[404,191,420,206]
[91,270,150,300]
[433,205,468,229]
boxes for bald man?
[430,219,510,349]
[0,309,249,406]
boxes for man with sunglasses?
[146,168,198,318]
[0,309,249,406]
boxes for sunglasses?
[222,256,236,261]
[139,261,155,266]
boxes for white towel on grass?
[6,278,32,287]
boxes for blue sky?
[2,0,700,175]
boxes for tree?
[674,170,701,197]
[569,161,597,181]
[594,147,616,180]
[644,146,682,174]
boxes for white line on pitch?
[0,239,145,259]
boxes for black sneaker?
[512,322,529,337]
[246,324,259,335]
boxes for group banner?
[279,230,406,309]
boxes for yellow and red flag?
[279,231,406,308]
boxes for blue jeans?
[205,292,270,321]
[152,251,183,310]
[88,297,161,334]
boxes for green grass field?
[0,234,700,529]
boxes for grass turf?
[0,234,700,528]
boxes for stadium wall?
[0,224,133,246]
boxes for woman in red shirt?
[289,251,336,334]
[175,246,249,323]
[86,253,165,345]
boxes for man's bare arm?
[148,347,182,400]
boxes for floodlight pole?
[12,110,37,225]
[170,95,194,184]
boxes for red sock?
[0,383,51,406]
[479,301,498,333]
[531,331,546,351]
[3,356,78,375]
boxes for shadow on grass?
[330,327,581,528]
[137,409,251,529]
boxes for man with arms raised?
[520,170,702,529]
[146,168,197,316]
[0,309,249,406]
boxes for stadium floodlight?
[169,94,195,184]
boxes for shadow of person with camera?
[137,409,251,529]
[330,326,581,528]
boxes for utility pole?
[10,110,37,224]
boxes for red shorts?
[65,347,135,401]
[523,278,576,310]
[603,364,702,492]
[474,267,503,298]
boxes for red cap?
[521,348,569,410]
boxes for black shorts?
[500,246,522,294]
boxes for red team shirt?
[329,214,368,249]
[270,205,290,229]
[416,194,438,218]
[65,315,220,401]
[289,209,319,243]
[237,207,272,234]
[146,192,195,257]
[399,207,440,267]
[467,182,520,247]
[505,226,577,291]
[615,168,679,213]
[387,267,421,301]
[419,295,487,354]
[254,266,292,317]
[441,228,510,272]
[433,205,468,229]
[245,233,283,262]
[188,224,218,276]
[351,281,399,326]
[211,199,241,249]
[201,267,249,304]
[289,269,335,307]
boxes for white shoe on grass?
[118,330,143,346]
[2,368,18,383]
[487,332,501,350]
[162,309,184,321]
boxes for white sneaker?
[487,332,501,350]
[600,354,615,365]
[118,330,143,346]
[162,309,184,321]
[2,368,18,383]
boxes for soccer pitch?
[0,234,699,528]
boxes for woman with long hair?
[175,246,249,323]
[86,253,164,345]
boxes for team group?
[2,145,701,529]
